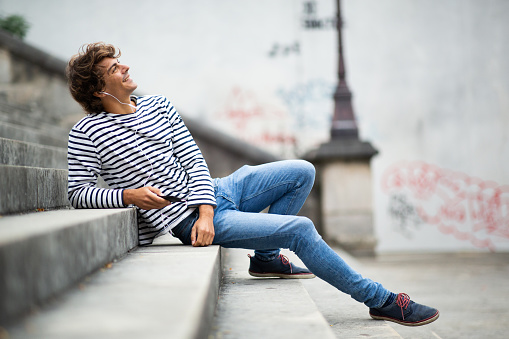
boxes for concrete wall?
[1,0,508,252]
[0,30,84,130]
[342,1,509,252]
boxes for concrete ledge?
[0,137,67,169]
[0,208,137,324]
[0,165,69,214]
[182,114,282,177]
[6,236,221,339]
[0,29,67,78]
[305,139,378,162]
[0,118,69,149]
[0,100,72,135]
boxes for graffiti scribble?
[382,161,509,251]
[301,0,336,30]
[214,86,297,156]
[388,194,422,238]
[268,42,300,58]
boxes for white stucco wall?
[2,0,508,252]
[341,0,509,252]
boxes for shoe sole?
[248,271,316,279]
[370,310,440,326]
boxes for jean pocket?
[172,210,198,245]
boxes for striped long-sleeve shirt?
[67,95,216,245]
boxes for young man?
[66,42,439,326]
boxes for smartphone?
[159,195,183,203]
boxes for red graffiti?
[218,86,286,130]
[382,161,509,251]
[215,86,296,153]
[239,132,296,148]
[260,132,296,145]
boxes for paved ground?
[211,247,509,339]
[358,251,509,339]
[210,248,336,339]
[303,249,509,339]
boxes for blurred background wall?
[1,0,507,253]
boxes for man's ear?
[93,91,106,98]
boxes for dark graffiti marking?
[268,42,300,58]
[388,194,423,238]
[302,17,336,30]
[303,0,317,15]
[301,0,336,30]
[381,161,509,251]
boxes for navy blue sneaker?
[248,254,316,279]
[369,293,439,326]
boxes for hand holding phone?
[158,195,183,203]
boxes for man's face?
[96,57,138,97]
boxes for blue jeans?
[171,160,390,308]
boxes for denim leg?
[216,160,315,261]
[212,204,390,308]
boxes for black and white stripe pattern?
[68,95,216,245]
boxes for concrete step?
[0,208,137,325]
[0,100,72,139]
[0,137,67,169]
[4,235,222,339]
[0,165,68,214]
[210,248,336,339]
[300,248,403,338]
[0,120,68,148]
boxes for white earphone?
[100,91,137,113]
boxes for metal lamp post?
[331,0,358,140]
[305,0,378,256]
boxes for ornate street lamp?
[331,0,358,139]
[305,0,378,256]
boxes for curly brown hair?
[66,42,121,114]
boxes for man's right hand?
[123,187,171,210]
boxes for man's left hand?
[191,205,215,246]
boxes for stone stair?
[3,126,405,339]
[4,235,221,339]
[0,102,70,149]
[0,83,228,338]
[0,119,137,324]
[0,120,225,338]
[0,137,67,169]
[0,209,137,326]
[0,126,397,338]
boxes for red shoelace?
[395,293,411,320]
[278,254,293,273]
